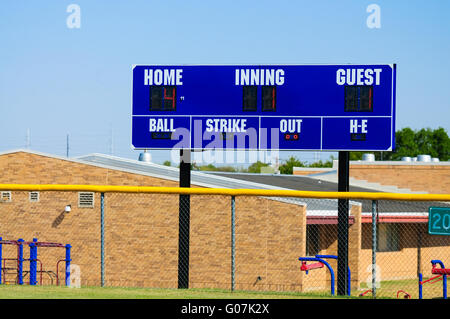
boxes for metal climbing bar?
[299,256,335,296]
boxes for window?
[78,192,94,208]
[345,85,373,112]
[306,225,320,256]
[262,86,276,111]
[0,191,11,202]
[150,86,176,111]
[377,224,400,252]
[29,191,39,202]
[242,86,257,111]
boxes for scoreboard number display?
[132,64,396,151]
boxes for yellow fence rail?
[0,184,450,201]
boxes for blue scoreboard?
[132,64,396,151]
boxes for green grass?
[359,277,449,299]
[0,285,364,299]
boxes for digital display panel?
[345,86,373,112]
[242,86,257,111]
[262,86,276,111]
[132,64,396,151]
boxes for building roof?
[76,153,450,219]
[1,150,448,221]
[205,172,450,217]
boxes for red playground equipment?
[419,260,449,299]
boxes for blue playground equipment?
[298,254,351,296]
[0,237,71,286]
[419,259,449,299]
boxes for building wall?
[300,204,362,293]
[359,223,450,282]
[0,151,306,291]
[349,163,450,194]
[293,170,330,176]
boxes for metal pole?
[337,151,349,296]
[178,149,191,289]
[65,244,71,286]
[18,239,24,285]
[66,134,69,158]
[419,273,423,299]
[231,195,236,291]
[29,242,37,285]
[372,200,378,298]
[0,237,2,284]
[101,192,105,287]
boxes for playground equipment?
[419,259,449,299]
[0,237,71,286]
[299,254,351,296]
[396,290,411,299]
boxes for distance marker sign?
[132,64,396,151]
[428,207,450,236]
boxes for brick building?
[0,150,449,294]
[293,159,450,194]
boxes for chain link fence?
[0,188,449,299]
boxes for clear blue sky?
[0,1,449,165]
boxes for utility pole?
[66,134,70,158]
[109,126,114,155]
[26,128,31,149]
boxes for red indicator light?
[285,133,299,141]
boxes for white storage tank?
[417,154,431,162]
[362,153,375,162]
[138,150,152,162]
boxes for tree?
[348,127,450,161]
[430,127,450,161]
[163,160,171,167]
[279,156,306,174]
[308,156,335,168]
[247,161,270,173]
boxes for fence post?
[101,192,105,287]
[231,195,236,292]
[371,200,378,298]
[0,237,2,284]
[17,239,24,285]
[337,151,350,296]
[65,244,72,286]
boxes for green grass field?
[3,277,446,299]
[0,285,361,299]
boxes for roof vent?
[138,150,152,163]
[401,157,411,162]
[362,153,375,162]
[417,154,431,162]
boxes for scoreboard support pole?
[178,149,191,289]
[337,151,350,296]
